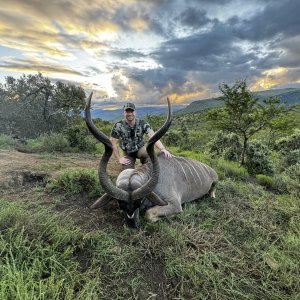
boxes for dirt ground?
[0,149,126,230]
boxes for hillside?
[90,105,186,121]
[175,88,300,115]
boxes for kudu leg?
[145,196,182,222]
[209,181,218,199]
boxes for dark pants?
[123,146,149,169]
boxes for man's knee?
[137,147,149,164]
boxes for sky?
[0,0,300,107]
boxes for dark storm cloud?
[178,7,210,28]
[130,68,187,90]
[153,22,258,72]
[238,0,300,41]
[277,36,300,68]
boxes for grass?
[0,200,147,300]
[256,174,274,187]
[48,168,102,198]
[1,137,299,299]
[1,176,300,299]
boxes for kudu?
[85,93,218,227]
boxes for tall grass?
[0,201,101,299]
[0,134,18,149]
[0,200,145,299]
[48,168,102,198]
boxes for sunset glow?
[0,0,299,106]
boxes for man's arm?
[110,137,132,165]
[147,130,172,158]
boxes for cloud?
[152,21,260,76]
[0,58,83,76]
[237,0,300,41]
[177,7,211,28]
[0,0,300,104]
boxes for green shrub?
[64,123,97,152]
[0,134,18,149]
[164,130,182,147]
[245,140,274,175]
[186,130,208,151]
[49,168,101,198]
[275,131,300,168]
[35,132,71,152]
[280,149,300,168]
[273,163,300,196]
[26,137,44,149]
[256,174,273,187]
[275,130,300,153]
[208,132,242,161]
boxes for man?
[110,102,172,168]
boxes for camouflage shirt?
[111,118,152,153]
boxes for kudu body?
[85,93,218,226]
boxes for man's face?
[124,108,136,122]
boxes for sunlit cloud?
[262,67,289,77]
[0,0,300,105]
[129,18,149,31]
[167,91,211,104]
[251,67,290,90]
[0,58,82,76]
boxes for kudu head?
[85,93,172,225]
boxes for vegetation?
[1,75,299,299]
[49,168,102,198]
[1,179,299,299]
[206,80,292,165]
[0,73,85,138]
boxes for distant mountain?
[254,88,300,105]
[90,105,186,120]
[174,98,222,115]
[175,88,300,115]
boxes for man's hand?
[161,148,172,158]
[119,156,132,165]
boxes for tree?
[207,80,289,165]
[54,81,86,124]
[0,73,85,138]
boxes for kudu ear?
[90,193,112,209]
[147,191,168,206]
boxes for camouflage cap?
[123,102,136,111]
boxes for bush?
[245,140,274,175]
[49,168,102,198]
[38,132,71,152]
[164,130,182,147]
[275,130,300,153]
[275,131,300,168]
[273,163,300,196]
[208,132,242,161]
[64,124,97,152]
[0,134,18,149]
